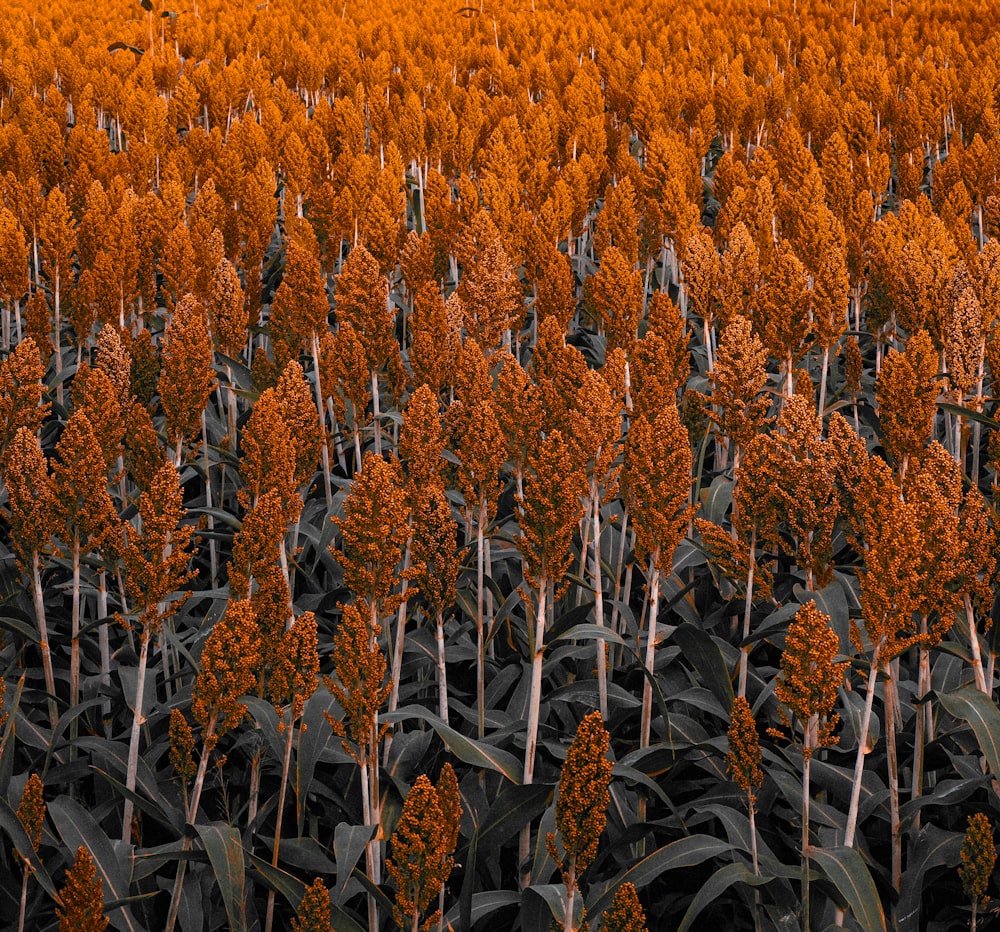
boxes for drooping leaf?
[193,822,246,932]
[809,845,886,932]
[48,796,142,932]
[936,686,1000,777]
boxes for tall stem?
[476,498,486,739]
[886,659,901,891]
[70,531,81,752]
[738,530,757,698]
[17,869,29,932]
[122,626,152,845]
[802,726,813,932]
[310,335,333,507]
[913,617,930,818]
[202,411,217,587]
[563,859,577,931]
[590,484,608,719]
[818,345,830,418]
[640,559,661,751]
[519,581,548,887]
[845,647,881,848]
[966,592,988,693]
[370,369,382,456]
[264,710,297,932]
[165,715,218,932]
[436,608,449,725]
[31,553,58,731]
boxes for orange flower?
[16,773,45,855]
[270,612,319,721]
[959,813,995,904]
[773,602,846,755]
[292,877,332,932]
[708,315,770,463]
[336,452,407,608]
[632,292,690,422]
[169,709,196,785]
[56,847,108,932]
[192,599,262,751]
[208,258,248,360]
[585,245,643,355]
[622,409,693,574]
[603,882,648,932]
[122,462,196,631]
[159,293,215,451]
[876,329,938,471]
[726,696,764,797]
[386,767,461,931]
[6,427,57,572]
[549,711,613,882]
[239,387,300,519]
[0,337,49,459]
[517,430,586,594]
[324,600,390,760]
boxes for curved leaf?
[49,796,142,932]
[674,623,734,712]
[477,783,552,851]
[193,822,246,932]
[937,686,1000,776]
[385,706,522,783]
[0,798,58,897]
[444,890,519,928]
[333,822,375,906]
[897,825,962,932]
[587,835,731,918]
[809,845,886,932]
[677,862,773,932]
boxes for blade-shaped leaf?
[443,890,519,928]
[49,796,142,932]
[384,706,522,783]
[674,623,734,712]
[296,687,337,834]
[677,862,773,932]
[0,798,58,897]
[936,686,1000,777]
[809,845,886,932]
[587,835,730,918]
[193,822,246,932]
[897,825,962,932]
[333,823,375,905]
[476,783,552,851]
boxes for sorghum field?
[0,0,999,928]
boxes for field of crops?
[0,0,999,928]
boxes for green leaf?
[897,824,962,932]
[588,835,731,918]
[522,884,581,932]
[296,687,337,834]
[384,706,522,783]
[552,623,626,647]
[674,623,734,713]
[244,696,287,763]
[193,822,246,932]
[476,783,552,851]
[809,845,886,931]
[677,862,773,932]
[75,738,179,829]
[0,798,58,897]
[938,401,1000,429]
[49,796,142,932]
[333,823,375,905]
[443,891,519,928]
[936,686,1000,777]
